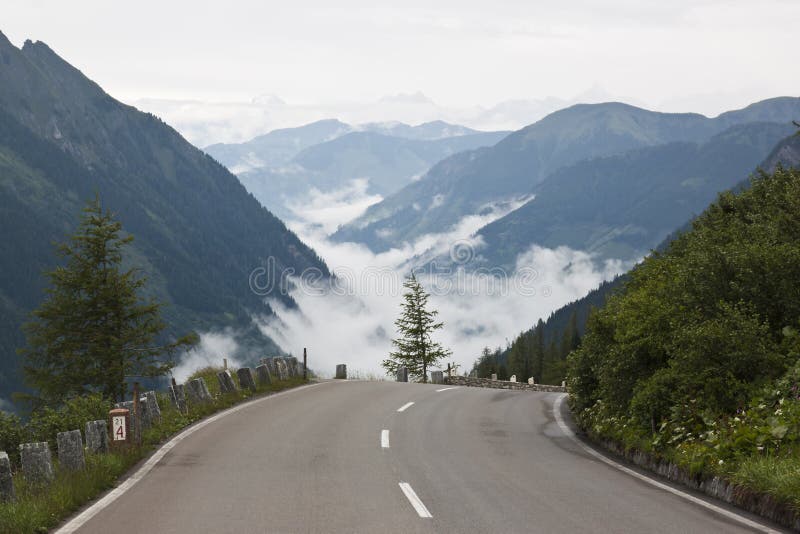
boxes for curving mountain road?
[58,381,785,533]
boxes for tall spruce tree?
[21,196,197,404]
[383,274,451,382]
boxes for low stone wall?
[444,375,566,392]
[591,436,800,531]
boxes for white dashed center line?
[397,401,414,412]
[436,387,457,392]
[381,429,390,448]
[399,482,433,518]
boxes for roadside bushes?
[568,166,800,506]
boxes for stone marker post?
[0,452,13,502]
[86,420,109,454]
[397,366,408,382]
[237,367,257,392]
[561,380,566,388]
[491,373,498,381]
[528,377,534,385]
[20,442,54,484]
[57,430,85,471]
[109,408,131,450]
[114,400,140,443]
[217,370,237,394]
[256,364,272,386]
[335,364,347,379]
[510,375,517,383]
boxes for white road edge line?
[435,387,457,392]
[552,394,782,534]
[381,429,390,449]
[399,482,433,518]
[55,382,327,534]
[397,401,414,412]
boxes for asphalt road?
[62,380,785,533]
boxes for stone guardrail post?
[57,430,85,471]
[275,359,289,381]
[335,364,347,379]
[237,367,257,392]
[397,366,408,382]
[20,442,54,485]
[256,364,272,386]
[187,377,213,404]
[86,420,109,454]
[0,451,14,502]
[145,390,161,425]
[217,370,238,394]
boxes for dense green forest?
[568,165,800,506]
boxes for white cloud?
[259,193,627,380]
[285,179,383,235]
[5,1,797,145]
[173,330,242,382]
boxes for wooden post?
[223,358,228,371]
[303,348,307,381]
[132,381,141,445]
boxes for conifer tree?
[382,274,451,382]
[21,196,197,404]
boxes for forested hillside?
[497,132,800,388]
[0,33,328,401]
[568,165,800,508]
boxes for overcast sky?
[3,1,799,139]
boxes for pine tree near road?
[382,274,451,382]
[20,196,197,405]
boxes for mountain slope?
[473,122,796,267]
[333,98,800,251]
[0,33,328,400]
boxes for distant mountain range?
[0,32,328,401]
[471,121,796,267]
[205,119,508,220]
[333,98,800,265]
